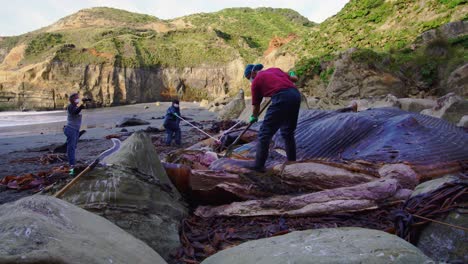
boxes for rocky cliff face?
[0,54,246,110]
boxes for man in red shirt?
[244,63,300,172]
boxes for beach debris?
[0,166,71,191]
[175,208,397,263]
[116,117,150,127]
[9,153,67,165]
[144,126,163,133]
[166,149,219,169]
[105,133,123,139]
[0,196,166,264]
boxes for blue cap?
[244,64,264,79]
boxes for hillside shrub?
[25,33,64,55]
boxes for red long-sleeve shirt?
[250,68,297,105]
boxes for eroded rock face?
[201,227,433,264]
[62,131,187,260]
[0,195,167,264]
[326,49,406,100]
[0,58,245,110]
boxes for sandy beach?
[0,102,218,178]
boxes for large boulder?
[409,175,466,263]
[238,98,269,121]
[0,195,166,264]
[410,175,459,198]
[201,227,433,264]
[218,89,246,120]
[457,115,468,128]
[398,98,437,113]
[326,49,406,100]
[208,95,230,112]
[446,63,468,97]
[62,132,187,260]
[354,94,401,111]
[416,209,467,263]
[421,93,468,124]
[419,21,468,45]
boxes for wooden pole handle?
[225,99,271,157]
[54,160,98,198]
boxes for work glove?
[249,115,258,124]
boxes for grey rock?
[62,132,187,260]
[0,195,166,264]
[398,98,437,113]
[421,93,468,124]
[457,115,468,127]
[411,175,460,198]
[446,63,468,97]
[202,227,433,264]
[116,117,150,127]
[218,89,246,120]
[326,49,406,100]
[416,208,467,263]
[200,99,209,107]
[238,98,269,121]
[419,21,468,44]
[355,94,401,111]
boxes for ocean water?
[0,102,184,137]
[0,110,67,128]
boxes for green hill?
[0,7,313,68]
[286,0,467,57]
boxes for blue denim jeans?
[165,127,181,145]
[256,88,301,168]
[64,126,79,166]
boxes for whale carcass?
[164,107,467,218]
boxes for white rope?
[221,119,245,135]
[174,113,221,143]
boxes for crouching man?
[244,64,300,172]
[164,99,182,146]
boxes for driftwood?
[195,164,418,218]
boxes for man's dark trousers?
[165,126,181,145]
[255,88,301,169]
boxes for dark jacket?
[164,106,181,130]
[66,104,84,130]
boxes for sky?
[0,0,349,36]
